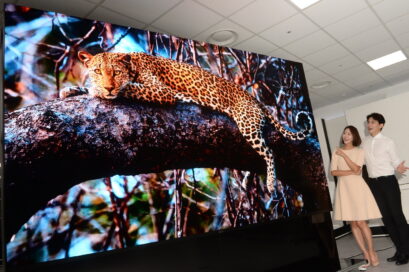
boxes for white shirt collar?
[371,132,383,139]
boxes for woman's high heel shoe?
[358,259,370,271]
[371,258,380,266]
[370,251,380,266]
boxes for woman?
[331,126,381,270]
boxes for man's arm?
[388,139,409,174]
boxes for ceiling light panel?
[290,0,320,9]
[367,50,407,70]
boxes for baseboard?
[334,225,350,239]
[371,226,388,237]
[334,225,389,239]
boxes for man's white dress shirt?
[362,133,401,178]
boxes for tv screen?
[3,3,331,267]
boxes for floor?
[336,233,409,272]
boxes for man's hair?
[366,112,385,125]
[343,125,362,146]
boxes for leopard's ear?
[78,51,94,67]
[120,54,132,64]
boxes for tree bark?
[4,95,330,241]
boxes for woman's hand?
[335,148,346,158]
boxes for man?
[363,112,409,265]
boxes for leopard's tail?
[266,110,313,141]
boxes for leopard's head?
[78,51,133,99]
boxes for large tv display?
[3,4,331,267]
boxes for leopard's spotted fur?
[62,51,312,193]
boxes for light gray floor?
[336,233,409,272]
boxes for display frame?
[3,3,332,269]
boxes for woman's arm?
[331,169,357,176]
[336,149,361,173]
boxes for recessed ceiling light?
[290,0,321,9]
[367,50,407,70]
[207,29,238,46]
[311,81,331,89]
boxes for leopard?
[60,50,313,193]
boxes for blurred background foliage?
[5,4,313,264]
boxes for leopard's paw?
[266,179,275,194]
[60,86,88,98]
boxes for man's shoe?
[387,252,399,262]
[396,254,409,265]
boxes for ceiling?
[3,0,409,109]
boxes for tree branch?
[4,95,330,241]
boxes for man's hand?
[397,161,409,174]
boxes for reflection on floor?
[336,233,409,272]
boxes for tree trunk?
[4,95,330,240]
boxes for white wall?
[345,92,409,223]
[312,79,409,228]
